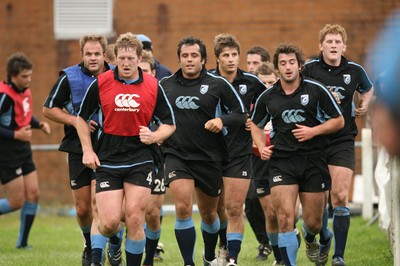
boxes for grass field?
[0,211,394,266]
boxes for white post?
[391,158,400,266]
[362,128,373,219]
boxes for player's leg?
[124,179,151,266]
[300,191,325,263]
[16,166,40,249]
[143,194,164,266]
[68,154,93,265]
[169,177,196,265]
[271,184,299,266]
[259,193,283,265]
[196,187,220,265]
[223,176,250,264]
[89,179,108,265]
[329,164,353,265]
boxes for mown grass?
[0,211,393,265]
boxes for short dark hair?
[7,52,33,81]
[177,36,207,64]
[213,33,240,57]
[273,43,305,69]
[246,46,271,63]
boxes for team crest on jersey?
[343,74,351,85]
[200,85,209,94]
[300,94,309,106]
[239,84,247,95]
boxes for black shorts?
[151,165,166,195]
[326,137,355,170]
[164,154,223,197]
[222,155,252,179]
[252,156,271,197]
[0,156,36,185]
[68,153,94,190]
[269,152,331,193]
[95,163,154,193]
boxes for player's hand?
[204,118,223,133]
[330,88,341,104]
[82,150,100,170]
[40,121,51,135]
[355,99,367,117]
[292,124,315,142]
[139,125,155,144]
[245,118,252,131]
[14,125,32,141]
[260,145,274,160]
[88,120,98,133]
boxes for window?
[54,0,115,40]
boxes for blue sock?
[268,232,282,261]
[125,237,145,266]
[333,206,350,259]
[320,208,332,245]
[201,218,220,261]
[218,220,228,247]
[174,217,196,265]
[143,227,161,265]
[0,198,13,214]
[91,234,108,263]
[17,202,38,247]
[278,231,298,266]
[227,232,243,263]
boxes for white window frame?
[54,0,115,40]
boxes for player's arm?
[42,75,77,127]
[292,115,344,142]
[355,86,375,117]
[76,82,101,170]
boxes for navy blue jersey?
[210,68,265,158]
[161,67,247,162]
[302,55,373,138]
[251,75,342,158]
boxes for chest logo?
[200,85,209,94]
[115,94,140,108]
[343,74,351,85]
[300,94,309,106]
[282,109,305,123]
[176,96,200,109]
[239,84,247,95]
[22,97,30,117]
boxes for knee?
[331,190,348,207]
[225,202,244,219]
[9,197,25,210]
[145,208,160,227]
[304,218,322,234]
[99,219,119,236]
[175,202,192,218]
[276,213,293,232]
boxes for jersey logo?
[176,96,200,109]
[301,94,309,106]
[200,85,209,94]
[114,94,140,108]
[22,97,30,117]
[343,74,351,85]
[282,109,306,123]
[327,86,345,100]
[239,84,247,95]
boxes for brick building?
[0,0,398,205]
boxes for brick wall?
[0,0,398,205]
